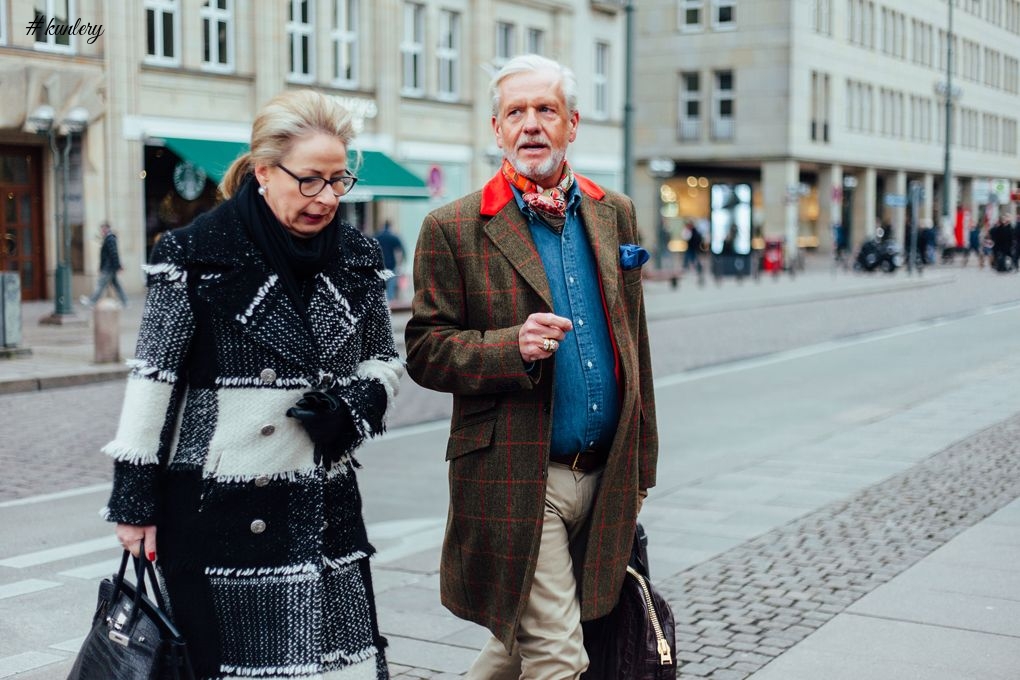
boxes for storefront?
[141,136,431,257]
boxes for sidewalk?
[5,257,1020,679]
[0,255,954,395]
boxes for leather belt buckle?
[552,449,604,472]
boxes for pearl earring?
[258,185,266,196]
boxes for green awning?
[349,150,429,200]
[159,137,429,201]
[161,137,248,184]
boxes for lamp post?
[622,0,635,197]
[937,0,956,242]
[29,105,89,322]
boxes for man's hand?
[519,313,573,363]
[637,488,649,515]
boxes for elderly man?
[405,54,659,679]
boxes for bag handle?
[115,539,169,634]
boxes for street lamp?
[622,0,635,197]
[936,0,957,243]
[30,104,89,321]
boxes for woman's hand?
[115,523,158,561]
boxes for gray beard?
[507,148,566,187]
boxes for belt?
[549,449,607,472]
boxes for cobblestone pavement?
[657,414,1020,680]
[382,411,1020,678]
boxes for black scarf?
[235,175,341,314]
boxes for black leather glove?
[286,390,359,471]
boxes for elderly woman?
[102,90,402,679]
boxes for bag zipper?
[626,565,673,665]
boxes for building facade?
[0,0,628,303]
[634,0,1020,264]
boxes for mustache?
[516,136,549,149]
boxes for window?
[592,42,610,119]
[33,0,74,52]
[679,0,703,31]
[331,0,359,86]
[438,9,461,100]
[287,0,315,82]
[1005,56,1019,94]
[1004,118,1018,155]
[201,0,233,71]
[984,48,1000,88]
[712,70,734,140]
[0,0,7,44]
[810,71,830,142]
[712,0,735,28]
[144,0,178,64]
[401,2,425,96]
[982,113,1000,152]
[495,21,515,66]
[679,72,701,141]
[813,0,832,34]
[527,27,545,55]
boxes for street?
[3,265,1020,678]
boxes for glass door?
[0,148,44,300]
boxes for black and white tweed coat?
[101,197,402,680]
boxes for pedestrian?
[374,219,405,300]
[101,90,402,680]
[404,54,659,679]
[682,219,705,284]
[963,219,981,267]
[80,221,128,308]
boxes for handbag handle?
[110,539,169,636]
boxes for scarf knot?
[501,159,575,221]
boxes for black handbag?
[67,545,195,680]
[582,523,678,679]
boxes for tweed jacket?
[101,196,402,679]
[405,172,659,649]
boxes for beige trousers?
[466,463,602,680]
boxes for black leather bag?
[582,523,678,679]
[67,546,194,680]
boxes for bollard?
[93,298,121,364]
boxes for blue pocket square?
[619,244,650,271]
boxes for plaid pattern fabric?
[405,172,659,650]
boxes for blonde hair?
[220,90,357,198]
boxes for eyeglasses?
[277,164,358,198]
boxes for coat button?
[250,519,267,534]
[260,424,276,436]
[254,475,270,487]
[260,368,277,384]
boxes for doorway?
[0,147,45,300]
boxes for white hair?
[489,54,578,117]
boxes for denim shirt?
[513,184,620,457]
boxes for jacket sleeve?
[404,212,535,396]
[334,241,403,446]
[102,232,194,525]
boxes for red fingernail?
[147,551,156,561]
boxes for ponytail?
[220,152,253,199]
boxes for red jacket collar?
[479,171,607,216]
